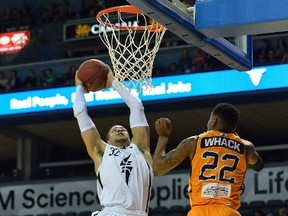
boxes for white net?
[96,5,166,92]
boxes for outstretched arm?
[112,81,151,164]
[73,70,110,169]
[153,118,196,176]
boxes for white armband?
[73,86,95,132]
[112,80,148,128]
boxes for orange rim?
[96,5,166,32]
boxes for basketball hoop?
[96,5,167,92]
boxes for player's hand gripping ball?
[77,59,110,92]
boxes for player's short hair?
[106,124,130,142]
[212,102,239,132]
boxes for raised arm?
[153,118,196,176]
[73,71,111,170]
[112,81,151,164]
[243,139,264,171]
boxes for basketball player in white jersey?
[73,69,153,216]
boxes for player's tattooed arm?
[153,135,196,176]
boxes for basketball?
[77,59,110,92]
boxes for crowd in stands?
[0,0,287,94]
[1,35,288,94]
[254,38,288,66]
[0,65,77,93]
[0,0,127,31]
[249,206,287,216]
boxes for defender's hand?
[155,118,172,137]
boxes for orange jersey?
[187,204,241,216]
[189,130,247,210]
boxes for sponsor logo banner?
[0,30,30,54]
[1,166,287,215]
[1,64,288,117]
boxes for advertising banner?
[1,64,288,117]
[1,165,287,215]
[64,16,139,41]
[0,30,30,54]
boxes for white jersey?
[96,143,153,214]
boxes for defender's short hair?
[212,102,239,132]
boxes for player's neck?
[112,141,129,149]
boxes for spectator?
[24,69,37,89]
[63,49,75,58]
[12,168,20,181]
[275,38,287,61]
[92,47,101,56]
[83,0,98,9]
[254,210,265,216]
[66,4,78,20]
[95,0,106,14]
[38,70,47,88]
[43,68,57,87]
[2,6,13,22]
[280,49,288,64]
[181,0,196,6]
[153,67,165,77]
[203,54,227,71]
[35,6,51,24]
[105,0,127,8]
[203,54,216,71]
[19,0,31,25]
[168,62,181,75]
[10,7,21,27]
[278,207,287,216]
[0,71,9,92]
[80,0,99,18]
[266,49,277,65]
[7,69,22,92]
[58,65,77,86]
[191,48,206,72]
[53,0,68,22]
[87,7,97,18]
[255,39,273,65]
[178,47,192,73]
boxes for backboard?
[125,0,253,71]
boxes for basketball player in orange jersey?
[153,103,264,216]
[73,69,153,216]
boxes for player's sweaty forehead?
[110,125,128,133]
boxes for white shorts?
[92,207,148,216]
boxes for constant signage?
[64,19,98,41]
[0,64,288,117]
[0,166,287,215]
[63,17,139,41]
[0,30,30,54]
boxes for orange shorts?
[187,204,241,216]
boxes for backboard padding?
[126,0,253,71]
[195,0,288,38]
